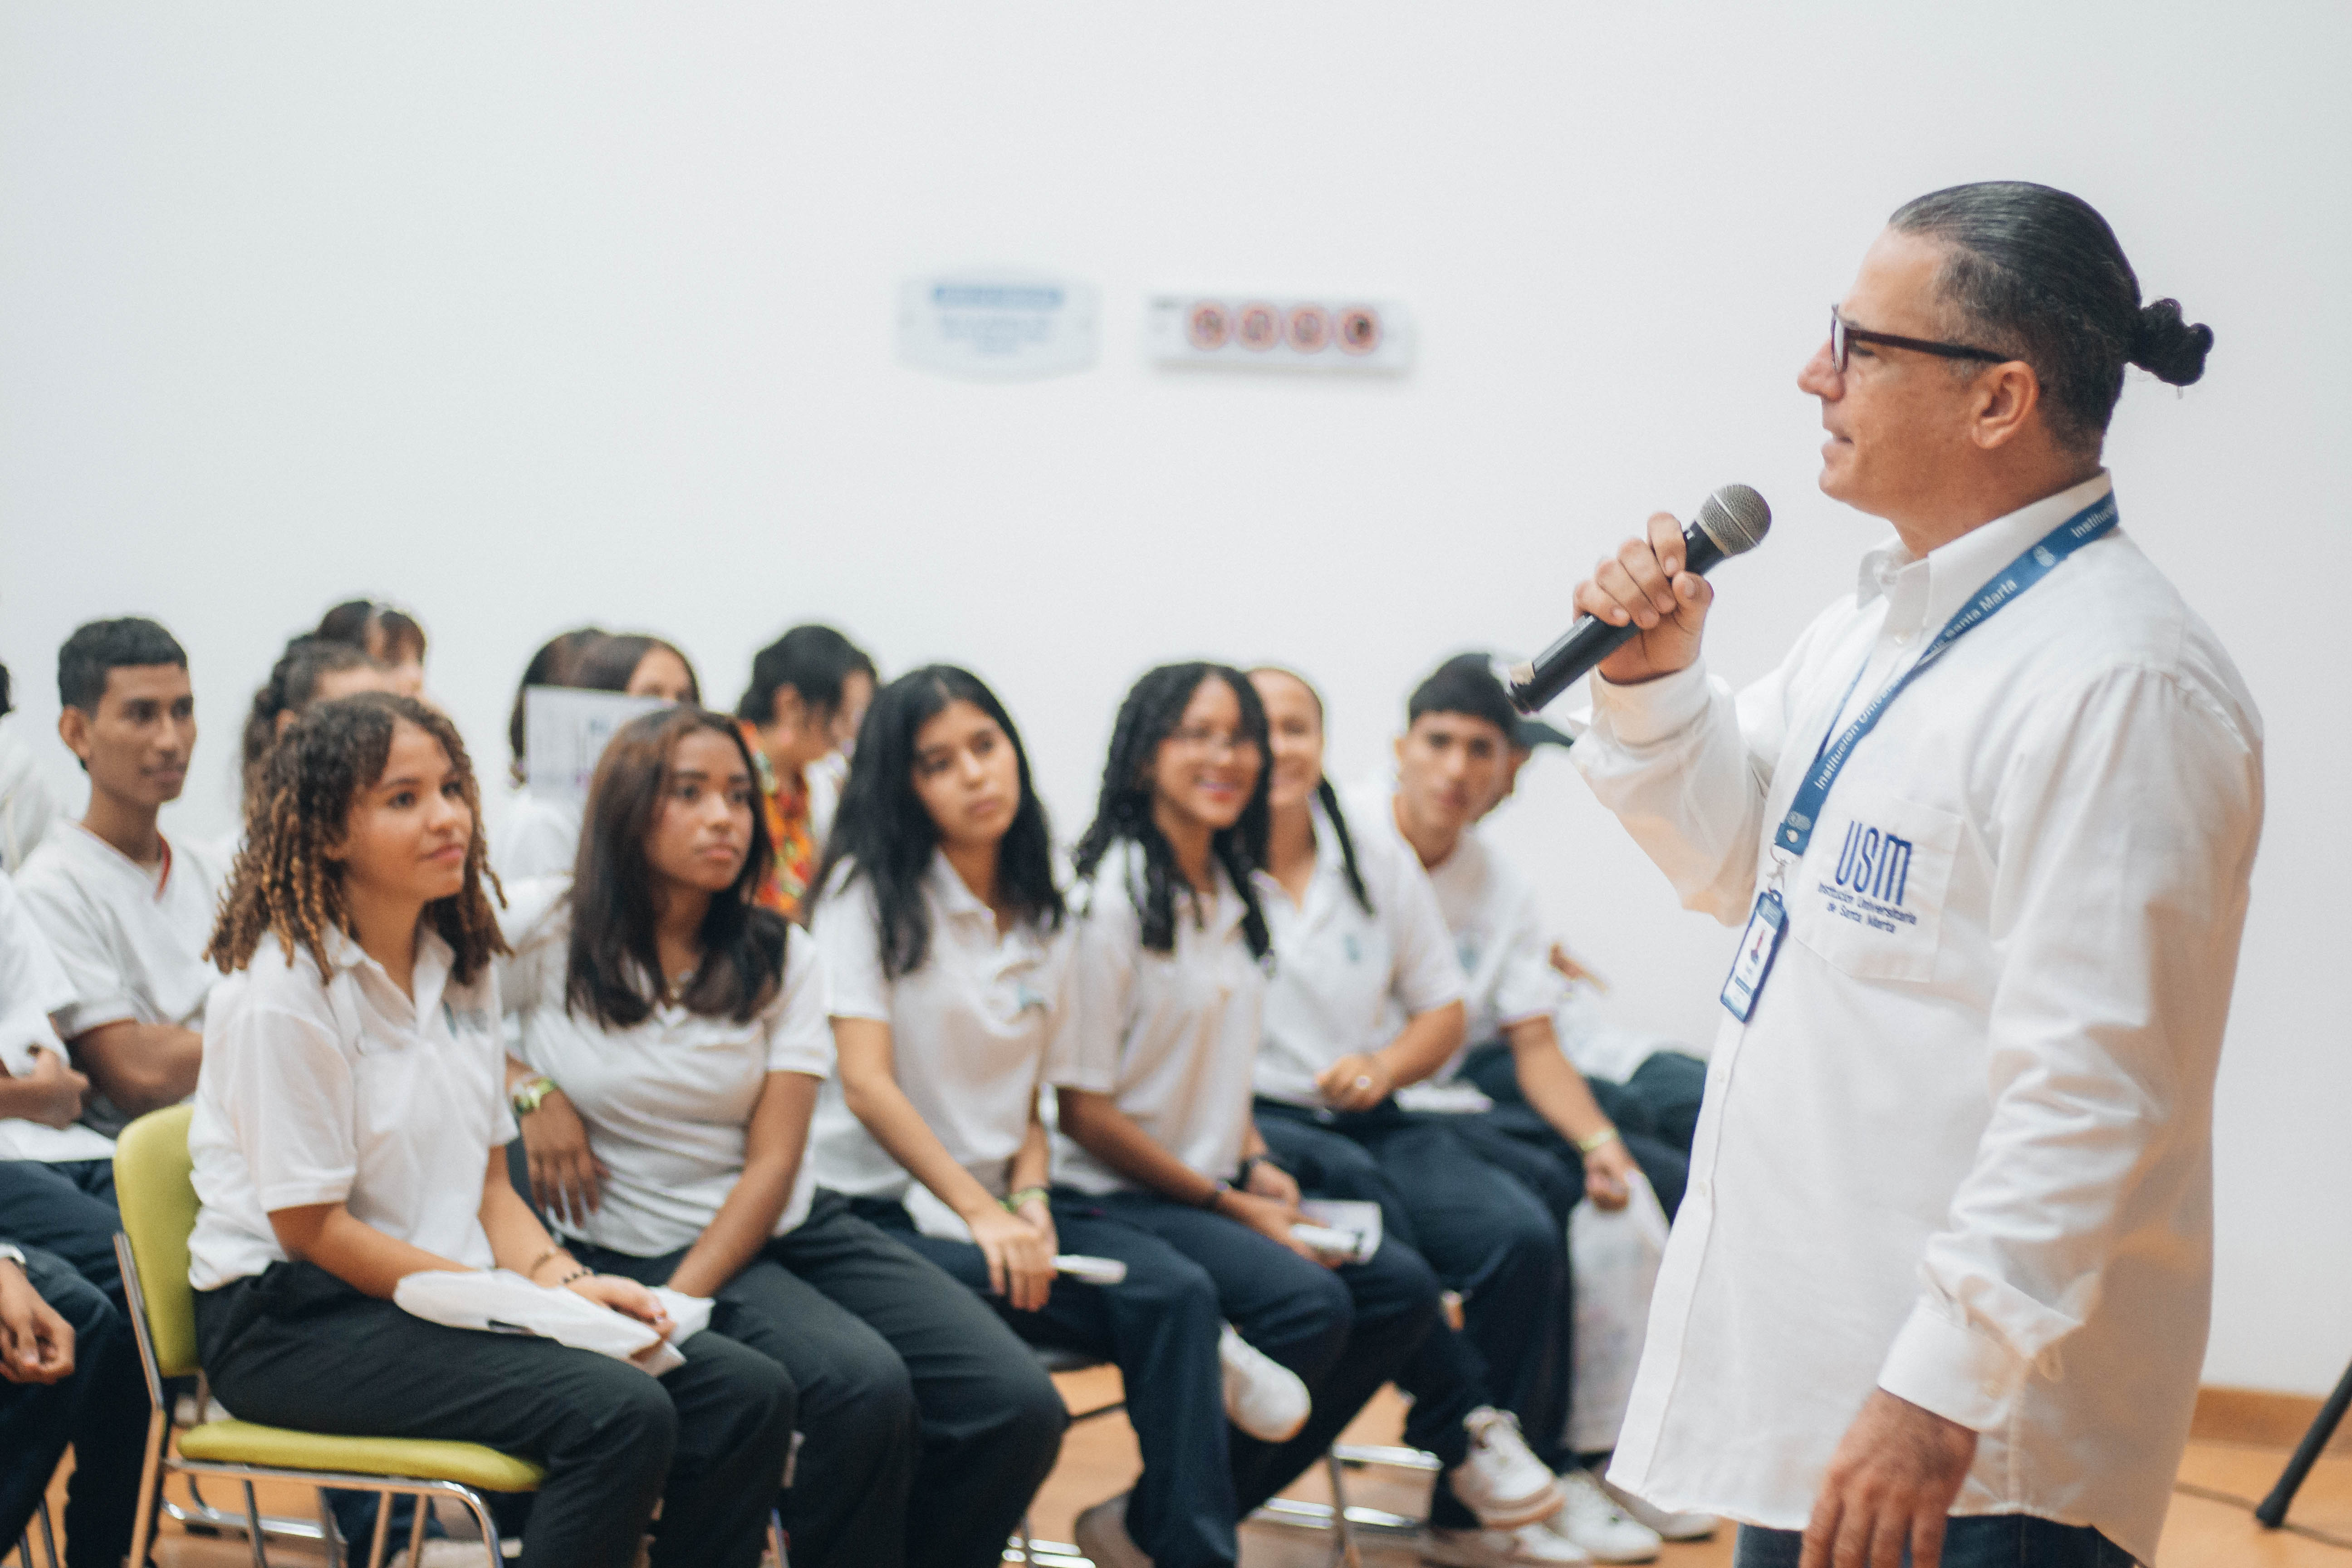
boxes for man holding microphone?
[1566,181,2260,1568]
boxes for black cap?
[1513,716,1574,752]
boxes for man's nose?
[1798,340,1841,397]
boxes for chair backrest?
[113,1103,201,1378]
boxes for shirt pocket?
[1787,780,1960,984]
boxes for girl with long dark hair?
[808,666,1304,1568]
[1054,662,1561,1559]
[189,693,793,1568]
[237,636,399,806]
[498,704,1063,1568]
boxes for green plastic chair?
[113,1104,543,1568]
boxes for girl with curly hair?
[187,692,794,1568]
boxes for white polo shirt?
[500,879,834,1257]
[187,928,514,1292]
[1345,781,1565,1077]
[1574,474,2262,1565]
[1054,839,1268,1195]
[18,821,228,1135]
[807,854,1078,1201]
[491,789,583,885]
[1257,796,1464,1107]
[0,870,113,1162]
[0,722,58,875]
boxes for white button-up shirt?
[1054,839,1267,1195]
[500,880,834,1256]
[807,853,1078,1201]
[1257,796,1463,1107]
[1574,473,2263,1564]
[189,928,515,1292]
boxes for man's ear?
[1970,360,2042,451]
[57,706,93,770]
[1392,732,1409,768]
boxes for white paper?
[523,689,669,807]
[1564,1172,1670,1452]
[1296,1199,1383,1263]
[393,1269,712,1378]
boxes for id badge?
[1720,890,1787,1022]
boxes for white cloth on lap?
[393,1269,712,1377]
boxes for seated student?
[18,618,228,1139]
[0,1238,143,1568]
[191,692,794,1568]
[1056,662,1572,1564]
[495,631,698,884]
[500,704,1063,1568]
[314,597,428,697]
[1247,668,1631,1568]
[1349,657,1710,1549]
[0,868,123,1307]
[0,662,60,874]
[239,637,402,805]
[734,625,877,921]
[1454,723,1707,1216]
[809,665,1289,1568]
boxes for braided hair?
[209,692,506,985]
[1072,663,1272,960]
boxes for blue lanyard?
[1774,491,2119,859]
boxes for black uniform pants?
[575,1191,1067,1568]
[0,1245,144,1568]
[195,1259,794,1568]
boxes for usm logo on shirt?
[1834,822,1913,908]
[1818,819,1919,936]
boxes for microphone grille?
[1696,484,1772,557]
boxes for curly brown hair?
[209,692,507,985]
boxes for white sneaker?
[1597,1472,1718,1541]
[1073,1492,1154,1568]
[1219,1322,1311,1442]
[1421,1521,1592,1565]
[1446,1406,1564,1530]
[1544,1469,1662,1563]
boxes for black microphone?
[1506,484,1772,714]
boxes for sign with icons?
[1149,294,1412,373]
[524,688,670,805]
[898,272,1100,380]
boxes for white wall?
[4,4,2346,1393]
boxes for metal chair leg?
[29,1497,60,1568]
[315,1489,345,1568]
[1323,1449,1362,1568]
[364,1488,395,1568]
[405,1495,431,1566]
[240,1480,270,1568]
[768,1507,788,1566]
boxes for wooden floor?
[21,1368,2352,1566]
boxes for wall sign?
[898,272,1100,380]
[1149,294,1412,373]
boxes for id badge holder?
[1720,888,1788,1023]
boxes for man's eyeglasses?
[1829,307,2007,374]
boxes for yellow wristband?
[1001,1186,1050,1213]
[1576,1126,1623,1156]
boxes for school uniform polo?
[499,880,833,1255]
[806,853,1076,1202]
[0,870,110,1163]
[1257,797,1463,1107]
[187,928,513,1291]
[1054,840,1268,1194]
[1573,472,2262,1563]
[1343,782,1565,1076]
[491,788,583,884]
[18,821,226,1039]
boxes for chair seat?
[177,1420,545,1492]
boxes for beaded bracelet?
[1001,1186,1050,1213]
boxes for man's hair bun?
[2130,298,2213,387]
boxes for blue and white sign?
[897,272,1099,380]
